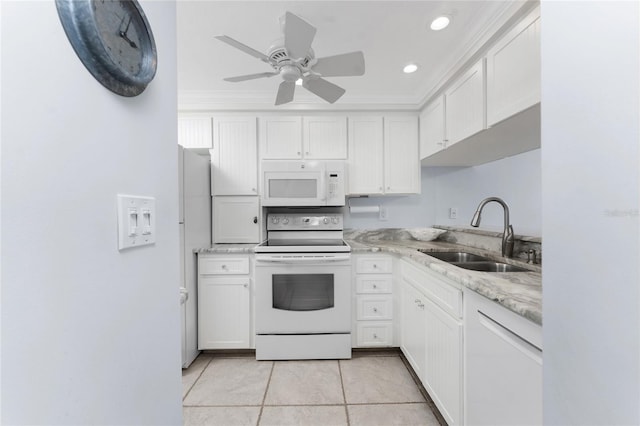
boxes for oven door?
[255,255,351,334]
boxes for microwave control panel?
[326,163,345,206]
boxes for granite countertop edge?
[195,238,542,326]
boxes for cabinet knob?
[373,333,378,339]
[253,216,258,224]
[305,151,309,155]
[372,284,377,289]
[243,283,248,288]
[373,307,378,313]
[387,186,391,190]
[379,187,383,191]
[221,264,227,269]
[252,188,256,192]
[297,151,301,155]
[372,264,377,268]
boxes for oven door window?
[272,274,334,311]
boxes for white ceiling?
[177,1,527,110]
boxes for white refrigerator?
[179,146,211,368]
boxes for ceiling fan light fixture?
[430,15,451,31]
[403,63,418,74]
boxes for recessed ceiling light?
[295,78,303,86]
[430,16,450,31]
[403,64,418,74]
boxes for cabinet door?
[400,280,426,380]
[445,60,485,145]
[419,96,445,159]
[423,297,463,426]
[213,196,260,243]
[198,276,251,349]
[178,115,212,149]
[259,116,302,159]
[303,116,347,159]
[347,116,384,194]
[212,117,257,195]
[486,6,540,126]
[384,116,420,194]
[465,290,542,426]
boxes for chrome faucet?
[470,197,514,258]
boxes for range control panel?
[266,213,343,231]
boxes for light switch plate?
[117,194,156,250]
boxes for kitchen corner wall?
[345,149,541,237]
[1,2,182,425]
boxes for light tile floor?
[182,351,443,426]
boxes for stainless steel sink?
[418,250,530,272]
[418,250,489,263]
[452,261,529,273]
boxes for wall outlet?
[379,206,388,221]
[449,207,458,220]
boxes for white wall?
[345,149,541,236]
[1,1,182,425]
[343,169,436,229]
[542,2,640,425]
[427,149,541,236]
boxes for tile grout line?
[337,359,351,426]
[255,361,275,426]
[182,355,215,403]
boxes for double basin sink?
[418,250,530,273]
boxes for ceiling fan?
[215,12,365,106]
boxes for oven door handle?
[256,255,351,263]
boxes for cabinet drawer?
[199,256,250,275]
[356,275,392,294]
[356,295,393,320]
[355,256,393,274]
[356,322,393,347]
[401,260,462,318]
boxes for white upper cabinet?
[259,116,347,160]
[211,116,257,196]
[384,116,420,194]
[259,116,302,159]
[348,116,385,194]
[348,115,420,195]
[419,96,446,159]
[486,6,541,127]
[178,115,212,149]
[303,116,348,159]
[445,59,485,146]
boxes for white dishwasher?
[464,290,542,426]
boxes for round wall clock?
[55,0,157,97]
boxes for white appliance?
[178,146,212,368]
[260,160,346,207]
[254,212,351,360]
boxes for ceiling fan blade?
[215,35,270,64]
[283,12,317,60]
[313,51,365,77]
[275,81,296,105]
[223,72,279,82]
[302,78,346,104]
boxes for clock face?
[55,0,157,97]
[93,0,145,77]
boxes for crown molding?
[178,90,424,112]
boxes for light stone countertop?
[195,229,542,325]
[346,229,542,325]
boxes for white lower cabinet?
[198,254,252,349]
[400,259,463,426]
[353,254,394,347]
[212,196,260,243]
[464,289,542,426]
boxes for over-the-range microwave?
[261,160,346,207]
